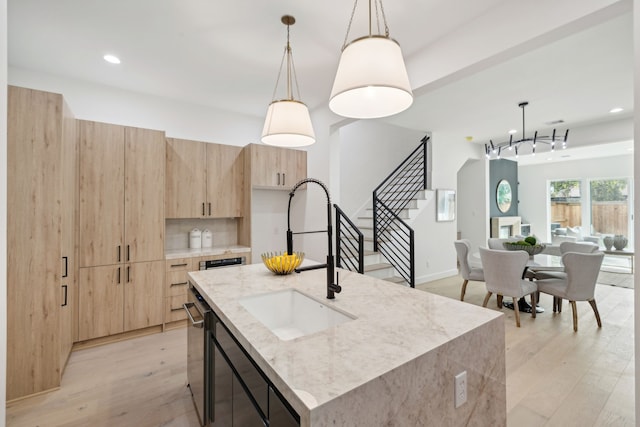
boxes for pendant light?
[329,0,413,119]
[261,15,315,147]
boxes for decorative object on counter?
[261,15,315,147]
[613,234,628,251]
[329,0,413,119]
[189,228,202,249]
[262,251,304,275]
[484,102,569,159]
[201,229,212,248]
[603,235,614,251]
[503,236,545,257]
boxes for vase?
[603,236,614,251]
[613,235,628,251]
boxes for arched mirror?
[496,179,512,213]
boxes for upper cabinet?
[245,143,307,190]
[166,138,244,218]
[79,121,165,267]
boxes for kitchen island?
[188,263,506,426]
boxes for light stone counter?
[165,244,251,259]
[188,263,506,426]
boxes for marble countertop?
[188,262,503,424]
[165,245,251,259]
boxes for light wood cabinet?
[7,86,76,400]
[164,258,196,323]
[78,121,165,341]
[246,143,306,190]
[79,261,164,341]
[165,138,244,218]
[79,121,165,267]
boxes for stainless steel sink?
[239,289,355,341]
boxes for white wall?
[0,0,6,423]
[338,121,426,217]
[457,159,489,253]
[9,67,264,147]
[634,0,640,419]
[413,132,486,284]
[518,153,633,241]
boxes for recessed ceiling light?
[546,157,553,161]
[103,54,121,64]
[508,129,517,134]
[609,107,624,113]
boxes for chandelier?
[261,15,315,147]
[485,102,569,159]
[329,0,413,119]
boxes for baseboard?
[72,325,163,351]
[415,269,459,286]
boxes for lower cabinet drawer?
[165,294,188,322]
[166,271,190,297]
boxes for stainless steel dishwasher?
[184,284,212,427]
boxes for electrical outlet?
[455,371,467,408]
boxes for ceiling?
[8,0,634,161]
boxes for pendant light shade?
[330,36,413,119]
[329,0,413,119]
[262,100,315,147]
[261,15,315,147]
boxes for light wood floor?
[418,276,635,427]
[6,277,635,427]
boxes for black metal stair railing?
[373,135,430,287]
[335,204,364,274]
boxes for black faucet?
[287,178,342,299]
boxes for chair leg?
[557,298,563,313]
[552,297,557,313]
[497,294,503,308]
[482,291,492,307]
[570,301,578,332]
[530,292,536,319]
[588,299,602,328]
[513,297,521,327]
[460,279,469,301]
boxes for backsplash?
[165,218,238,251]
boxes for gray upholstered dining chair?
[487,237,519,250]
[479,247,538,327]
[535,252,605,332]
[453,240,484,301]
[534,241,600,311]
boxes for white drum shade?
[329,36,413,119]
[261,100,315,147]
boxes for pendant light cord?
[341,0,390,50]
[270,18,303,102]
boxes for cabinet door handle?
[170,281,189,287]
[170,263,188,268]
[208,202,211,216]
[117,267,121,284]
[282,173,285,186]
[277,172,280,186]
[62,256,68,278]
[126,245,130,262]
[170,307,184,312]
[202,202,205,216]
[117,246,121,263]
[127,266,131,283]
[61,285,68,307]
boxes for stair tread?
[364,262,393,272]
[384,276,407,284]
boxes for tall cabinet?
[77,121,165,341]
[7,86,76,400]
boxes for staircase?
[354,191,429,285]
[335,136,431,287]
